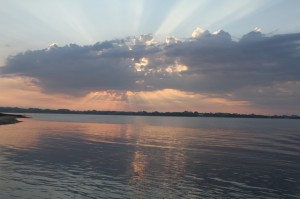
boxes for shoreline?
[1,107,299,119]
[0,113,28,125]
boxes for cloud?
[48,43,59,50]
[192,27,210,38]
[1,27,300,111]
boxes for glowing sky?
[1,0,300,114]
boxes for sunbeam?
[206,0,276,30]
[1,0,300,114]
[155,0,207,37]
[131,0,145,35]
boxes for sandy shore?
[0,113,28,125]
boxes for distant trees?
[0,107,299,119]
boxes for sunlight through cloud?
[207,0,274,30]
[155,0,206,37]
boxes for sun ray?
[131,0,145,35]
[207,0,275,30]
[155,0,207,38]
[13,0,95,44]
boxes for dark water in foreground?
[0,114,300,198]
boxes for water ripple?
[0,116,300,198]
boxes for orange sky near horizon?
[0,76,279,115]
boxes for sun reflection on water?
[1,116,300,198]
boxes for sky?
[1,0,300,114]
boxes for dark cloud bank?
[1,28,300,111]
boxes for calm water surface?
[0,114,300,198]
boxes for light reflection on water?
[0,115,300,198]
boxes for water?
[0,114,300,198]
